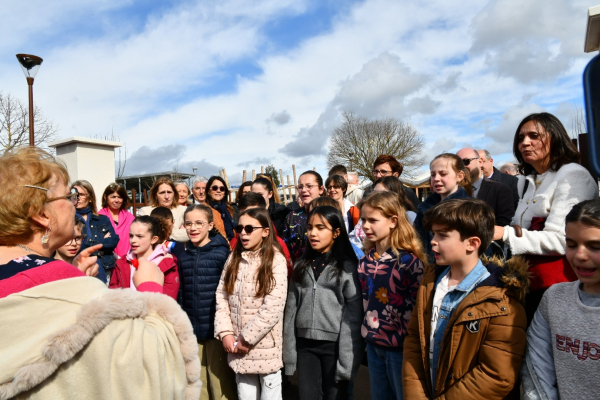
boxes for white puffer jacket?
[503,163,598,255]
[214,249,287,375]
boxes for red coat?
[0,260,164,298]
[110,256,179,300]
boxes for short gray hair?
[479,149,492,161]
[192,176,208,185]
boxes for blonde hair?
[72,180,98,214]
[359,191,427,264]
[0,147,70,245]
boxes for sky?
[1,0,598,184]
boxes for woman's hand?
[493,225,505,241]
[222,334,237,353]
[133,258,164,287]
[236,335,250,355]
[72,243,102,276]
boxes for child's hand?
[222,335,237,353]
[133,258,164,287]
[236,335,250,355]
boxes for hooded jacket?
[174,234,230,341]
[402,256,528,400]
[0,274,200,400]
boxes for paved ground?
[282,365,372,399]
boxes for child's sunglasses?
[234,225,265,234]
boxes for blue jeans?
[366,342,403,400]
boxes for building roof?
[118,171,196,180]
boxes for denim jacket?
[80,213,120,272]
[431,260,490,390]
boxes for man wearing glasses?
[456,148,515,227]
[363,155,421,209]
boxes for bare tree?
[0,92,58,153]
[327,111,425,180]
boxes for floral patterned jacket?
[358,247,424,349]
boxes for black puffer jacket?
[269,202,290,238]
[175,233,230,340]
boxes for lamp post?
[348,152,354,171]
[15,54,43,146]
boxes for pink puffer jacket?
[214,249,287,374]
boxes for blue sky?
[1,0,597,183]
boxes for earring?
[41,226,51,244]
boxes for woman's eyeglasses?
[234,225,265,234]
[211,185,226,192]
[23,185,80,205]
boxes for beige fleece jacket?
[0,277,200,400]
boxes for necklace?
[16,244,43,256]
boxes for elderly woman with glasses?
[98,182,135,258]
[0,147,200,399]
[138,177,188,242]
[71,179,119,283]
[206,176,238,241]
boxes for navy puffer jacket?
[174,233,230,340]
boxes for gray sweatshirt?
[522,281,600,400]
[283,258,365,382]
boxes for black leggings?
[297,337,349,400]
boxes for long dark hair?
[253,177,276,206]
[223,208,283,298]
[293,205,357,283]
[513,112,580,176]
[373,176,416,212]
[132,215,165,247]
[206,176,235,216]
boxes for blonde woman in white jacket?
[214,208,287,400]
[493,112,598,321]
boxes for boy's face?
[430,224,473,265]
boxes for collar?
[437,259,488,292]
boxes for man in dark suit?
[457,148,515,226]
[478,149,519,210]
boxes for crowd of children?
[45,111,600,400]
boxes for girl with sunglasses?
[215,208,288,400]
[207,176,238,241]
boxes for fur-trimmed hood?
[431,255,530,305]
[0,277,200,400]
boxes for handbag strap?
[521,179,530,199]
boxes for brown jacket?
[402,256,528,400]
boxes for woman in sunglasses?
[0,147,200,399]
[71,179,119,283]
[207,176,237,241]
[138,177,188,242]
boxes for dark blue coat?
[414,186,471,262]
[79,213,119,282]
[174,233,230,340]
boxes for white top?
[137,204,188,242]
[429,273,456,378]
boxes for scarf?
[76,206,92,238]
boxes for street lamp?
[348,152,354,171]
[15,54,43,146]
